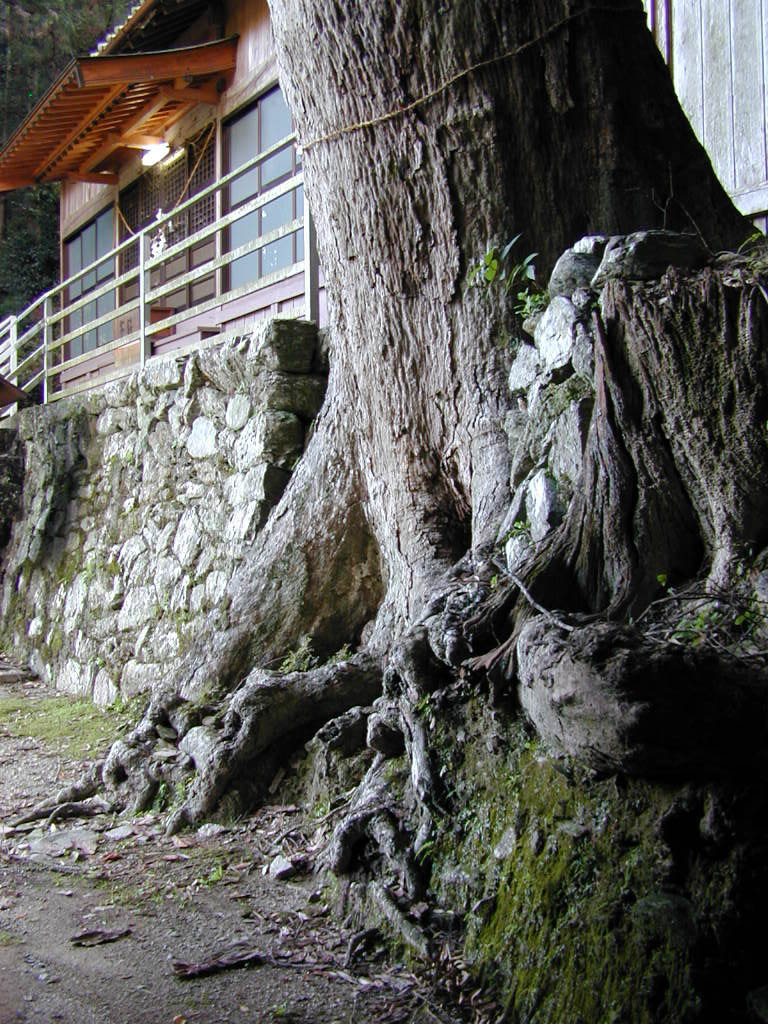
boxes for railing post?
[304,202,319,324]
[139,229,149,367]
[42,295,51,405]
[8,316,18,416]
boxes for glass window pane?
[230,165,259,206]
[97,256,113,282]
[70,307,83,329]
[66,237,81,276]
[261,235,293,276]
[84,301,97,331]
[296,228,304,263]
[260,192,292,235]
[98,321,113,345]
[96,209,113,258]
[70,334,82,358]
[296,185,304,217]
[260,147,292,188]
[230,103,258,169]
[231,209,259,250]
[97,290,114,317]
[230,251,260,290]
[260,88,291,151]
[84,328,98,353]
[66,237,82,297]
[82,223,96,268]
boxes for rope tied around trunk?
[298,5,643,153]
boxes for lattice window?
[118,125,216,275]
[188,128,215,235]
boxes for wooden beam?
[161,82,220,105]
[0,177,38,192]
[66,171,118,185]
[121,134,164,149]
[76,37,238,87]
[33,84,126,180]
[79,90,172,173]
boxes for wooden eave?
[0,36,237,192]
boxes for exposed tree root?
[13,794,112,828]
[164,654,384,834]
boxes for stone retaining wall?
[0,318,326,704]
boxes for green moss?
[0,692,142,758]
[424,701,727,1023]
[47,623,64,658]
[56,549,83,587]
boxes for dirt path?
[0,675,461,1024]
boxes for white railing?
[0,131,317,414]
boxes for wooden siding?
[644,0,768,232]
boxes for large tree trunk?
[73,0,758,845]
[268,0,749,638]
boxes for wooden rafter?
[32,84,126,180]
[0,36,237,190]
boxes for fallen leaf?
[171,836,195,849]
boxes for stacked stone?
[497,229,707,568]
[0,318,327,704]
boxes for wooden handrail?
[0,131,319,415]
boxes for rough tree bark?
[67,0,762,855]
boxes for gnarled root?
[165,653,383,834]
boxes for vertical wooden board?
[226,0,273,92]
[731,0,767,190]
[671,0,705,141]
[701,0,736,190]
[656,0,672,63]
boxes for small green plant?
[469,235,547,349]
[152,781,169,811]
[502,519,531,545]
[468,234,538,295]
[673,606,721,645]
[415,839,435,865]
[656,573,668,588]
[326,642,353,665]
[279,634,318,673]
[514,288,550,320]
[203,860,224,886]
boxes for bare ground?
[0,675,467,1024]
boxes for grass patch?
[0,693,143,758]
[0,930,19,946]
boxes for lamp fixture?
[141,142,170,167]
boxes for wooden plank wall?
[644,0,768,233]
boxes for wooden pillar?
[140,229,149,366]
